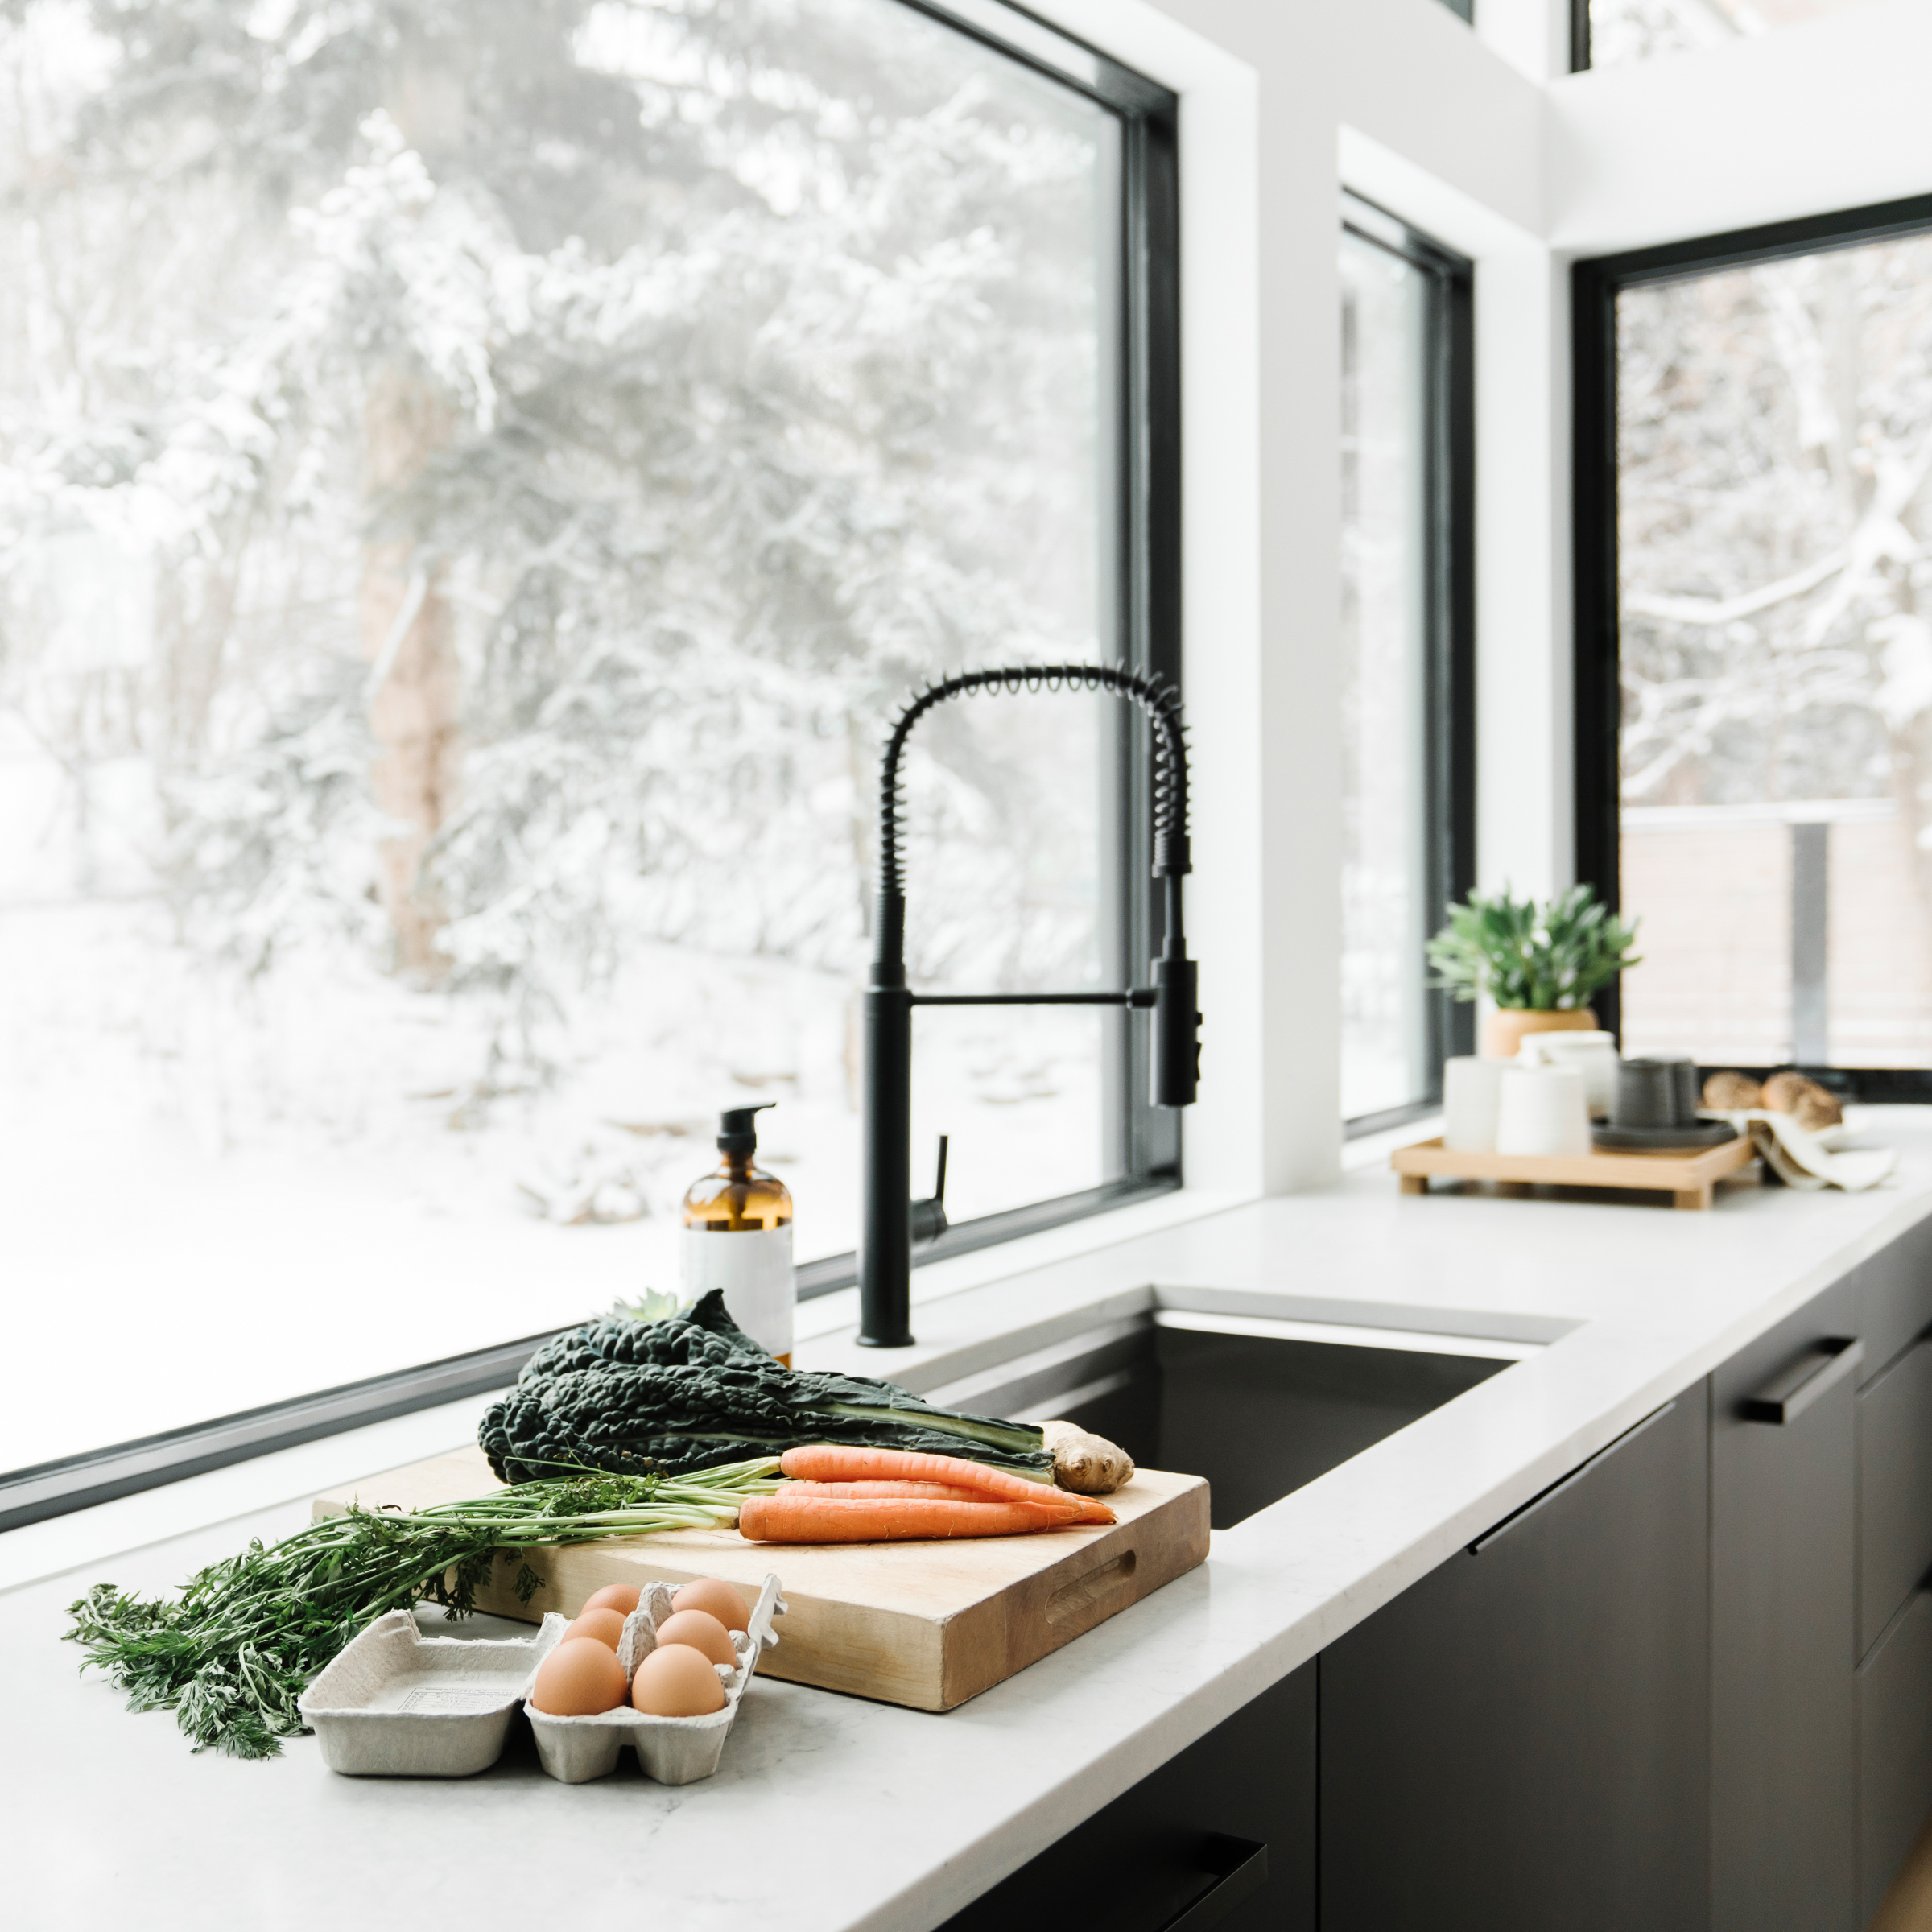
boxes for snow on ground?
[0,899,1100,1472]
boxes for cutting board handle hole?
[1046,1550,1137,1626]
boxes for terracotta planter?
[1481,1006,1600,1062]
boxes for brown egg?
[631,1643,727,1718]
[581,1583,642,1617]
[672,1577,749,1633]
[654,1608,736,1666]
[561,1606,627,1651]
[531,1637,629,1716]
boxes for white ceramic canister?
[1443,1056,1506,1153]
[1517,1029,1620,1121]
[1493,1065,1591,1158]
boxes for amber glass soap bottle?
[680,1103,795,1365]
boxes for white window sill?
[1342,1113,1443,1173]
[4,1183,1254,1597]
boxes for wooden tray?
[1390,1133,1757,1210]
[315,1447,1209,1713]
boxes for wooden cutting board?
[314,1446,1209,1712]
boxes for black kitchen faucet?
[857,663,1201,1348]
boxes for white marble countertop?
[8,1111,1932,1930]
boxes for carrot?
[778,1480,992,1503]
[777,1480,1105,1524]
[740,1494,1092,1543]
[776,1445,1116,1524]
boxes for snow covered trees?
[0,0,1133,1386]
[1618,242,1932,852]
[0,0,1113,1141]
[1613,229,1932,1068]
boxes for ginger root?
[1041,1418,1135,1496]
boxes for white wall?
[1031,0,1550,1194]
[1021,0,1932,1199]
[1550,0,1932,256]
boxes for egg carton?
[298,1573,784,1783]
[524,1575,784,1785]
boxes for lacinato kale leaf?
[480,1290,1051,1482]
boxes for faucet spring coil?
[873,663,1191,907]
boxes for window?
[0,0,1179,1498]
[1340,196,1473,1132]
[1578,0,1882,71]
[1575,196,1932,1084]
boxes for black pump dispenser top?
[716,1102,774,1155]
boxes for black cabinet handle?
[1158,1835,1269,1932]
[1741,1337,1863,1424]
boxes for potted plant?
[1426,885,1641,1060]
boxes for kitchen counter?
[7,1112,1932,1930]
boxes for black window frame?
[1572,191,1932,1092]
[1340,194,1477,1141]
[0,0,1183,1533]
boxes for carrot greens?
[64,1459,780,1760]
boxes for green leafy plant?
[1426,885,1641,1012]
[483,1290,1051,1486]
[64,1460,780,1760]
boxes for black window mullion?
[902,0,1171,114]
[1121,96,1183,1182]
[1433,255,1478,1069]
[1571,250,1624,1038]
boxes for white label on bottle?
[680,1227,795,1359]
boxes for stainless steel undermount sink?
[924,1308,1538,1530]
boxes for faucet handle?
[910,1134,950,1245]
[1150,956,1200,1108]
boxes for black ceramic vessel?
[1596,1055,1736,1151]
[1613,1059,1679,1130]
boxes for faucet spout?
[857,664,1198,1349]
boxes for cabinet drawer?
[938,1662,1315,1932]
[1858,1214,1932,1387]
[1712,1318,1860,1932]
[1322,1397,1709,1932]
[1861,1338,1932,1657]
[1859,1591,1932,1925]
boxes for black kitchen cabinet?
[1861,1589,1932,1924]
[935,1660,1315,1932]
[1852,1211,1932,1922]
[1860,1334,1932,1659]
[1319,1391,1710,1932]
[1709,1279,1862,1932]
[938,1211,1932,1932]
[1857,1211,1932,1385]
